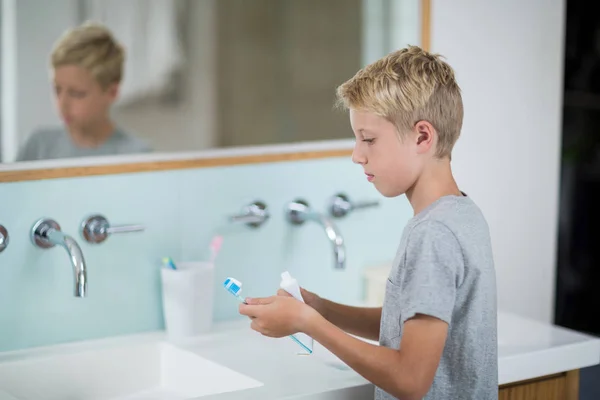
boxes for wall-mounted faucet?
[328,192,380,218]
[31,218,87,297]
[80,214,145,244]
[285,199,346,269]
[230,201,270,228]
[0,225,9,253]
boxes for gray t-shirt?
[377,194,498,400]
[16,127,152,162]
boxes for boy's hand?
[239,295,319,338]
[277,287,326,318]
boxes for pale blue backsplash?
[0,157,412,351]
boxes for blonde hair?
[51,21,124,88]
[336,45,463,158]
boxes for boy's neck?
[69,120,115,148]
[406,158,462,216]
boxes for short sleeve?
[117,131,153,154]
[397,220,464,326]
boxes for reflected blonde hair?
[336,45,463,158]
[51,21,124,89]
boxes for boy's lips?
[365,172,374,182]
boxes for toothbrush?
[223,277,313,355]
[162,257,177,270]
[223,277,247,304]
[209,235,223,263]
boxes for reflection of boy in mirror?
[16,22,151,162]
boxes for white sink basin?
[0,341,262,400]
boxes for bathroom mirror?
[0,0,429,182]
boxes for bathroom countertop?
[179,323,373,400]
[496,311,600,384]
[178,311,600,399]
[0,311,597,400]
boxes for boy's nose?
[351,147,366,165]
[57,96,68,109]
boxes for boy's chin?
[374,184,405,198]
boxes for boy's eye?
[362,138,375,144]
[69,90,87,99]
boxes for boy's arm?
[299,288,381,341]
[317,298,381,341]
[304,311,447,400]
[311,220,462,397]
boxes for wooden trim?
[498,370,580,400]
[0,149,353,183]
[498,373,565,390]
[421,0,432,51]
[565,369,579,400]
[0,2,431,184]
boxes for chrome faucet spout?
[31,219,87,297]
[47,230,87,297]
[309,212,345,270]
[285,200,346,269]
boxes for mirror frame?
[0,0,430,183]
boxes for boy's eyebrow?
[358,128,376,135]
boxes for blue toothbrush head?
[223,277,244,301]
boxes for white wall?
[431,0,565,323]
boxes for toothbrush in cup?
[223,277,313,354]
[162,257,177,270]
[209,235,223,264]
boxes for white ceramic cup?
[160,261,214,340]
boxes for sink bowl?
[0,341,262,400]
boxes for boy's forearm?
[304,314,422,400]
[319,298,381,341]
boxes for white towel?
[82,0,185,105]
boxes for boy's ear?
[414,120,435,154]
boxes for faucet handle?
[31,218,62,248]
[328,192,380,218]
[0,225,9,253]
[285,199,312,225]
[230,201,270,228]
[81,214,145,244]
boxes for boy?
[17,22,151,162]
[239,45,498,400]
